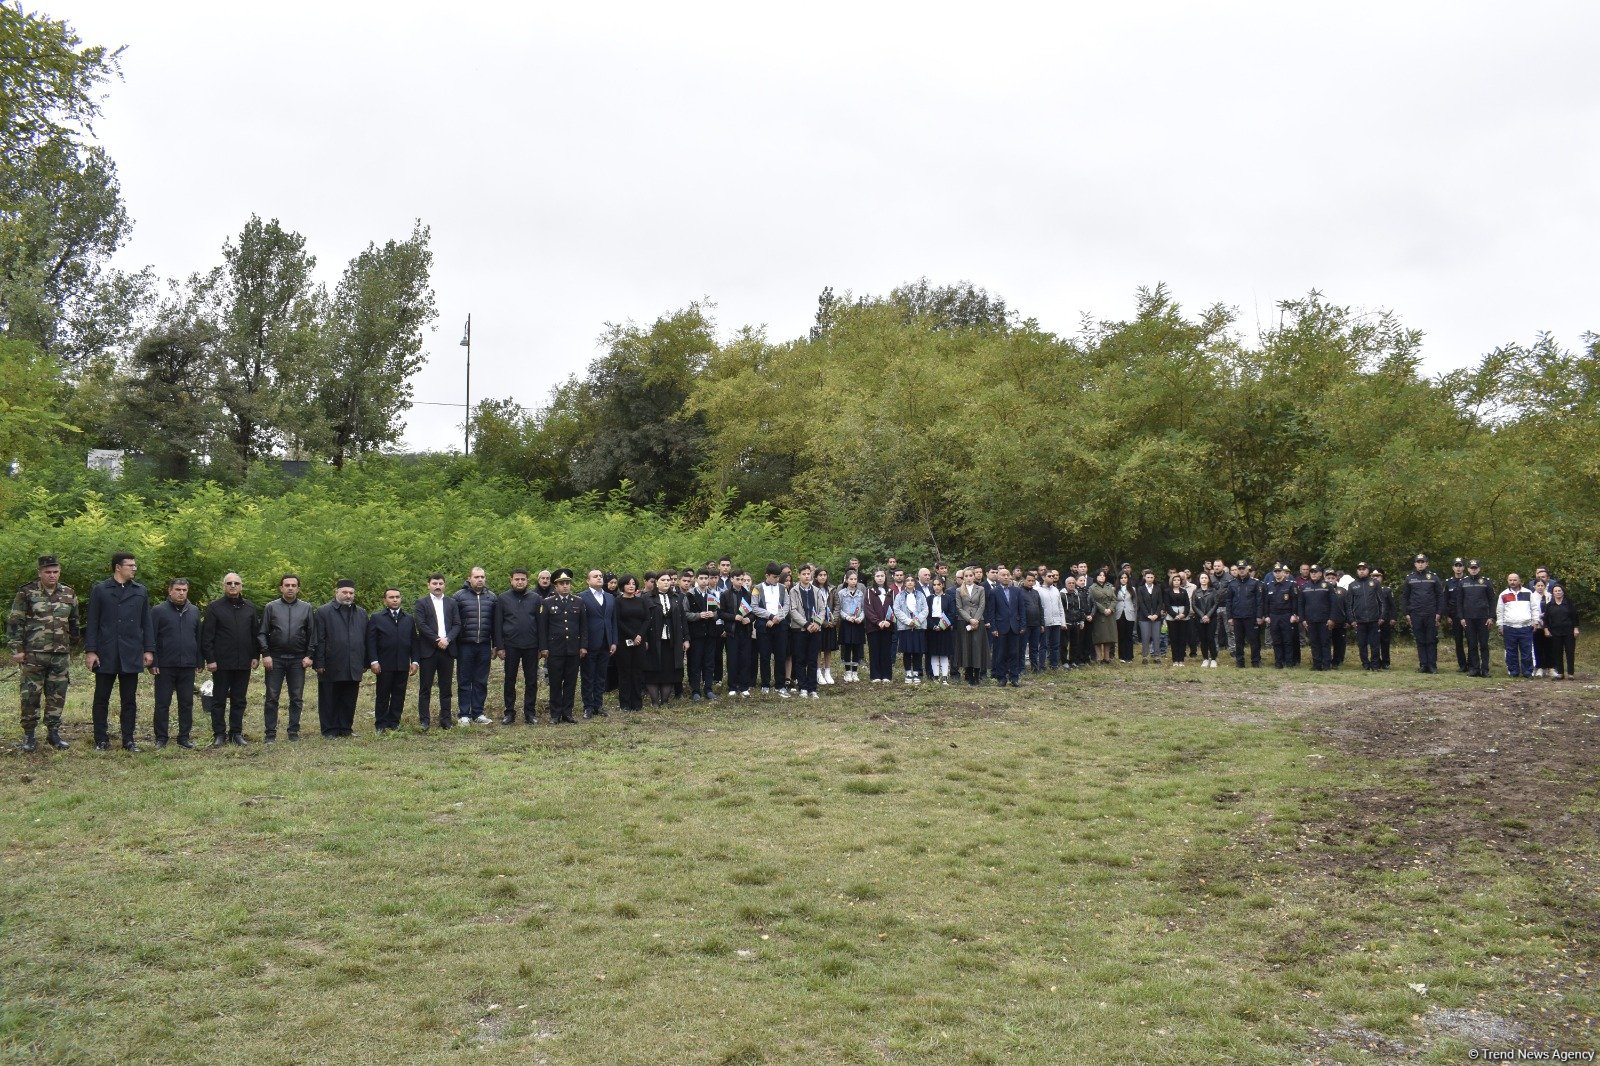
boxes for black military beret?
[336,579,355,589]
[37,555,59,569]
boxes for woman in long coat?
[1089,570,1118,663]
[642,573,687,706]
[954,567,989,685]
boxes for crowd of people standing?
[6,550,1581,752]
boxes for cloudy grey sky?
[67,1,1599,452]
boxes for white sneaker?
[778,688,790,699]
[1553,672,1564,680]
[473,715,491,725]
[760,687,769,694]
[458,716,471,726]
[809,691,820,699]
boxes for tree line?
[3,5,1596,592]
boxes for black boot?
[47,726,68,749]
[210,735,227,749]
[229,733,248,746]
[20,730,37,753]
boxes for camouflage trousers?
[19,652,70,731]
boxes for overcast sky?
[66,1,1599,452]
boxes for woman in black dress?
[925,575,957,684]
[1542,584,1579,679]
[1164,573,1192,666]
[642,573,688,706]
[614,576,648,711]
[815,568,838,685]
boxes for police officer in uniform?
[1401,553,1446,673]
[7,555,78,751]
[540,569,587,723]
[1444,557,1469,672]
[1328,574,1352,668]
[1345,563,1381,671]
[1454,560,1496,678]
[1295,565,1335,671]
[1264,563,1300,669]
[1372,568,1397,668]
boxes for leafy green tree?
[300,221,435,468]
[117,303,225,479]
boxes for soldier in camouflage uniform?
[7,555,79,751]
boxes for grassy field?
[1,656,1596,1064]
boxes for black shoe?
[122,740,140,753]
[287,731,300,741]
[582,711,594,720]
[211,736,227,749]
[701,692,715,702]
[20,732,37,753]
[264,734,276,744]
[501,714,515,725]
[93,739,110,751]
[523,716,537,725]
[1010,680,1022,688]
[47,727,68,749]
[229,733,248,746]
[154,738,168,749]
[176,737,196,749]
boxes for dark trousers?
[1117,618,1135,662]
[989,631,1003,678]
[1024,625,1043,672]
[1378,624,1391,667]
[319,679,359,735]
[1197,619,1218,661]
[713,631,725,683]
[1332,625,1349,667]
[91,670,139,744]
[262,657,306,737]
[1269,615,1298,667]
[993,632,1022,683]
[616,643,644,711]
[1306,623,1331,670]
[547,654,579,720]
[153,667,195,742]
[687,636,718,695]
[502,647,540,720]
[456,641,492,719]
[1550,633,1576,675]
[839,640,863,669]
[1076,624,1095,664]
[1451,619,1469,670]
[757,623,789,688]
[1044,625,1062,669]
[1503,626,1535,677]
[726,632,755,691]
[580,645,611,713]
[1231,619,1261,666]
[417,654,454,725]
[1462,618,1491,674]
[210,668,251,736]
[374,669,408,729]
[867,628,893,680]
[790,629,819,693]
[1168,620,1188,663]
[1356,622,1381,669]
[1410,614,1439,670]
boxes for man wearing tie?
[366,588,417,734]
[985,565,1026,687]
[541,570,586,723]
[579,569,618,719]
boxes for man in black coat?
[150,577,201,748]
[84,551,154,751]
[495,568,542,725]
[413,573,460,729]
[314,580,368,737]
[1401,553,1446,673]
[366,587,417,734]
[540,570,586,723]
[201,572,260,746]
[1454,560,1497,678]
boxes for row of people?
[7,552,1582,751]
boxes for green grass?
[0,661,1594,1063]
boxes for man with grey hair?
[202,572,259,746]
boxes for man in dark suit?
[150,577,200,749]
[578,568,618,719]
[314,580,367,737]
[366,587,417,734]
[84,551,154,751]
[685,568,722,701]
[540,569,586,723]
[984,565,1026,687]
[201,571,260,746]
[413,573,460,729]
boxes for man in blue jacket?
[453,567,496,725]
[1226,560,1266,668]
[150,577,200,748]
[84,552,154,751]
[578,568,618,718]
[495,568,542,725]
[985,566,1026,687]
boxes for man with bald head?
[202,572,260,746]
